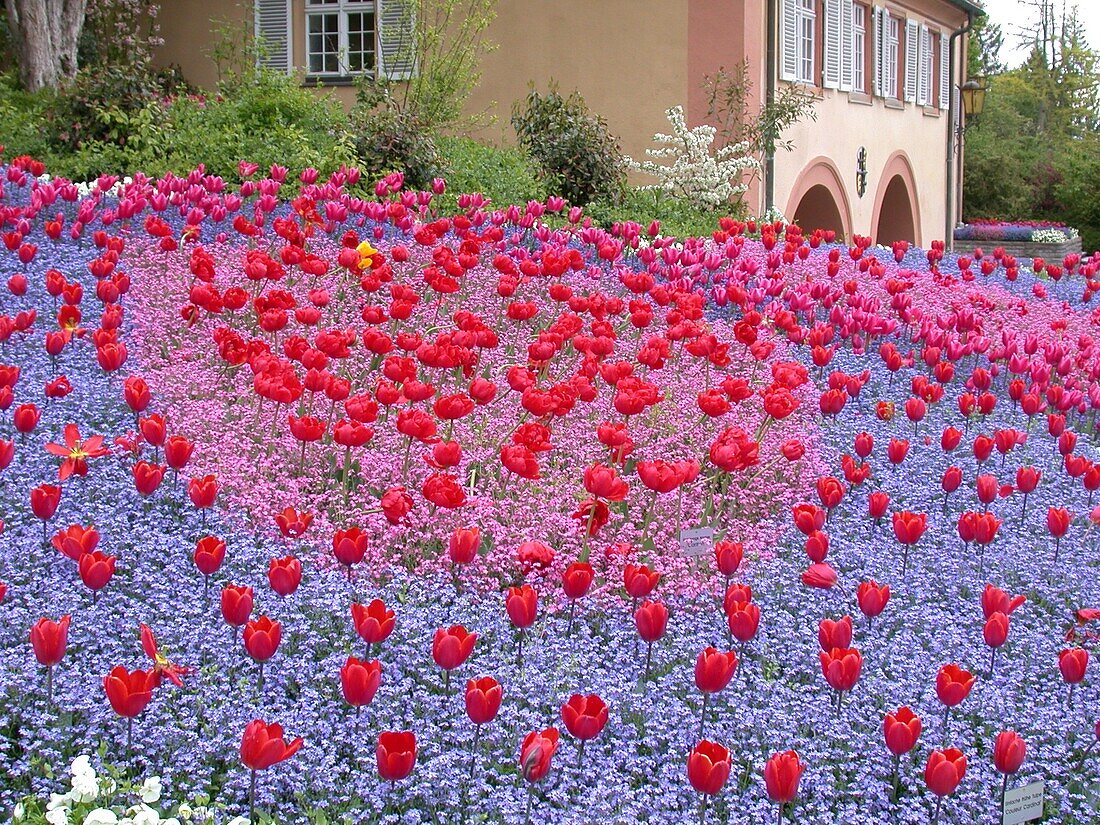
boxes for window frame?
[795,0,817,85]
[853,3,866,94]
[304,0,378,79]
[885,14,900,100]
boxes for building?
[154,0,983,246]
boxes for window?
[780,0,818,85]
[920,28,935,106]
[853,4,866,92]
[885,15,899,99]
[797,0,816,84]
[306,0,376,76]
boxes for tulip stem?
[698,794,708,825]
[576,739,585,769]
[567,600,576,637]
[524,783,533,825]
[942,706,950,745]
[698,692,708,740]
[989,647,997,680]
[643,641,653,685]
[444,669,451,697]
[777,802,784,825]
[1001,773,1009,817]
[1077,741,1096,768]
[249,768,257,823]
[468,725,482,778]
[127,716,133,754]
[890,753,900,802]
[45,665,53,709]
[932,796,942,825]
[258,661,264,692]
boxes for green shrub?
[511,83,625,206]
[44,65,160,153]
[585,187,738,240]
[350,82,442,191]
[435,135,543,206]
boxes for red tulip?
[187,475,218,509]
[193,536,226,579]
[274,506,313,537]
[519,728,559,782]
[351,600,396,650]
[13,403,40,433]
[104,665,156,719]
[726,600,761,643]
[624,563,660,600]
[984,613,1010,678]
[714,540,743,578]
[240,718,303,818]
[243,615,282,683]
[868,491,890,523]
[687,740,731,806]
[123,376,151,413]
[132,461,165,496]
[31,615,70,667]
[332,527,368,569]
[30,484,61,534]
[892,511,927,574]
[819,647,863,697]
[562,561,594,600]
[221,584,253,628]
[884,707,922,756]
[465,676,502,726]
[340,656,381,709]
[801,562,837,589]
[763,750,804,821]
[924,748,967,824]
[505,584,538,629]
[1060,648,1089,703]
[377,731,417,782]
[981,584,1026,619]
[561,693,608,746]
[433,625,476,671]
[448,526,480,564]
[164,435,194,470]
[936,664,975,707]
[636,599,668,683]
[857,580,890,624]
[994,730,1026,775]
[240,719,303,770]
[78,550,116,595]
[1047,507,1071,562]
[267,555,302,596]
[818,616,853,651]
[695,647,738,694]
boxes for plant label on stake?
[679,526,714,558]
[1002,781,1044,825]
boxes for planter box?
[953,235,1083,265]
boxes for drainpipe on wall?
[945,13,974,251]
[764,0,777,217]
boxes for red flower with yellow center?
[44,423,109,480]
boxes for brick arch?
[871,151,922,247]
[785,157,853,241]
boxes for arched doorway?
[792,185,846,238]
[785,157,853,241]
[875,175,916,245]
[870,152,922,246]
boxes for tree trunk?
[5,0,88,92]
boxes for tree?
[4,0,88,92]
[967,15,1004,78]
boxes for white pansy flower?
[71,772,99,803]
[225,817,251,825]
[140,777,162,805]
[47,792,70,811]
[45,808,70,825]
[70,756,95,779]
[82,810,119,825]
[162,819,180,825]
[132,805,160,825]
[14,802,25,821]
[175,804,192,821]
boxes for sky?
[977,0,1100,66]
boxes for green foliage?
[350,81,443,192]
[962,1,1100,250]
[702,61,818,169]
[44,64,160,153]
[511,83,626,206]
[585,187,742,241]
[435,135,543,206]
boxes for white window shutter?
[840,0,854,92]
[920,26,931,105]
[379,0,418,81]
[904,20,918,103]
[872,7,882,96]
[255,0,291,73]
[940,33,951,110]
[780,0,799,82]
[823,0,840,89]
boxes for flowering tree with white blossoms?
[626,105,757,210]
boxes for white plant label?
[679,527,714,557]
[1002,781,1044,825]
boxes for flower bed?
[0,161,1099,825]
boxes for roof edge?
[946,0,987,19]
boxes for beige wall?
[459,0,690,164]
[155,0,251,89]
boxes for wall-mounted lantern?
[856,147,868,198]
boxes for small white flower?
[140,777,162,805]
[70,755,95,779]
[71,772,99,803]
[82,809,119,825]
[45,808,70,825]
[161,819,180,825]
[132,805,160,825]
[225,817,250,825]
[14,802,25,821]
[47,793,70,811]
[175,804,192,821]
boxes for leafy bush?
[164,71,355,180]
[511,83,625,206]
[585,186,740,240]
[44,64,160,153]
[350,82,443,191]
[435,135,543,206]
